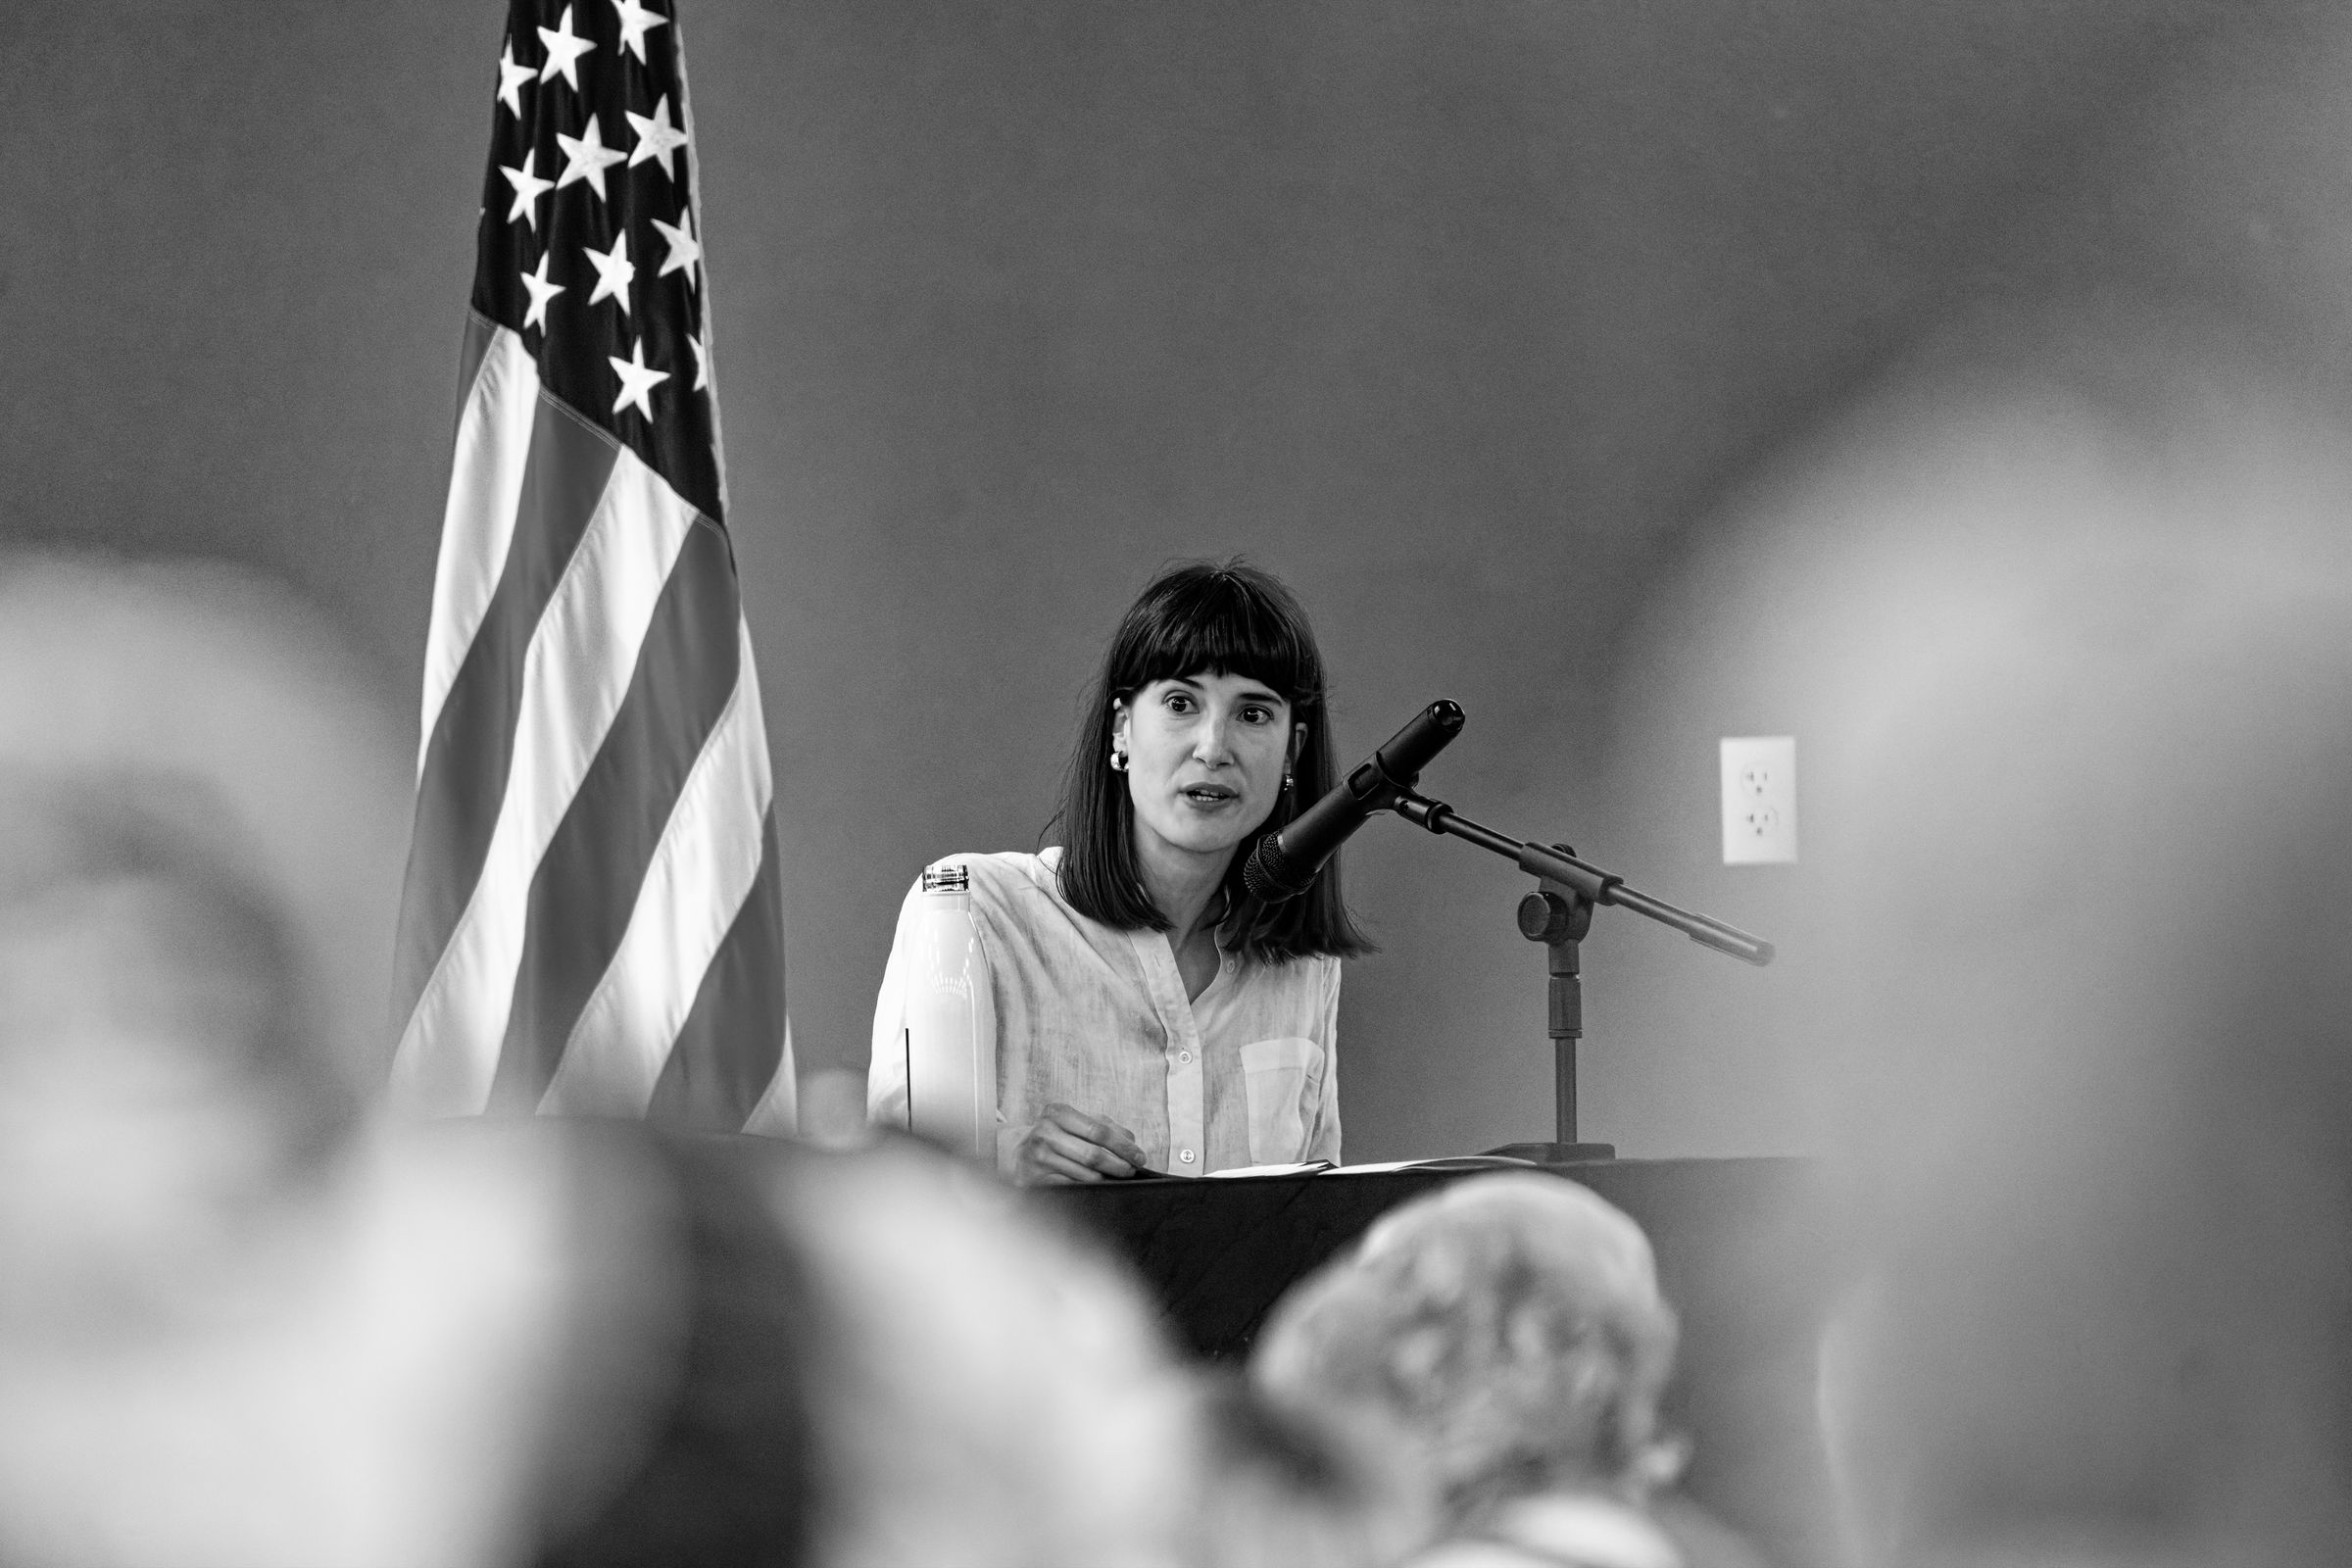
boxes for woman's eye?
[1163,692,1195,712]
[1241,706,1273,724]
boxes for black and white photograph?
[5,2,2351,1564]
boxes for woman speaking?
[868,561,1371,1184]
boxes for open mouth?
[1179,784,1239,805]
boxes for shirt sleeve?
[865,874,925,1127]
[1304,957,1343,1164]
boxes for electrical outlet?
[1721,736,1796,864]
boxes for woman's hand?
[1012,1102,1151,1185]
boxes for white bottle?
[904,862,999,1160]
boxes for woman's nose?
[1193,714,1236,765]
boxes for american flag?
[388,0,794,1133]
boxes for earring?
[1110,748,1129,772]
[1282,767,1295,792]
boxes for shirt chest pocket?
[1239,1036,1324,1162]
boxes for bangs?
[1111,566,1321,704]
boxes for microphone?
[1244,700,1465,902]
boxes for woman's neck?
[1133,832,1233,950]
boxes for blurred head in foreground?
[0,550,634,1568]
[1644,341,2352,1565]
[0,547,410,1348]
[765,1137,1196,1568]
[1816,510,2352,1565]
[1253,1174,1681,1530]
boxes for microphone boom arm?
[1389,792,1775,966]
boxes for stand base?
[1484,1141,1616,1164]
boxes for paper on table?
[1198,1154,1542,1179]
[1327,1155,1541,1175]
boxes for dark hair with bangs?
[1051,560,1372,962]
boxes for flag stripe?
[391,394,620,1033]
[389,442,700,1116]
[651,807,788,1132]
[539,615,772,1119]
[453,311,498,438]
[487,517,742,1112]
[417,322,542,777]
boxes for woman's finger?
[1012,1136,1069,1185]
[1026,1140,1105,1185]
[1044,1104,1146,1167]
[1015,1120,1128,1184]
[1044,1150,1104,1183]
[1037,1121,1134,1178]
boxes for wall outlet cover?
[1721,735,1796,864]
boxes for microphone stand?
[1386,789,1774,1164]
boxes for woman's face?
[1114,672,1301,867]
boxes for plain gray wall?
[7,0,2334,1158]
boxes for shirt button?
[1179,1149,1197,1164]
[1178,1050,1193,1063]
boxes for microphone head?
[1242,832,1313,902]
[1373,699,1467,789]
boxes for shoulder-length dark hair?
[1052,560,1373,962]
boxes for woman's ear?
[1111,699,1131,752]
[1289,723,1308,767]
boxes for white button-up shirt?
[868,849,1343,1176]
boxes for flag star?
[610,0,670,64]
[536,6,595,89]
[688,332,708,390]
[582,231,636,314]
[651,209,701,288]
[609,338,669,419]
[555,115,628,201]
[499,148,555,229]
[625,94,690,180]
[496,41,533,117]
[519,251,565,331]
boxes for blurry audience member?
[523,1127,820,1568]
[0,550,414,1096]
[1635,339,2352,1565]
[1254,1174,1763,1568]
[771,1135,1198,1568]
[1177,1370,1436,1568]
[0,549,678,1568]
[1806,498,2352,1567]
[0,550,410,1338]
